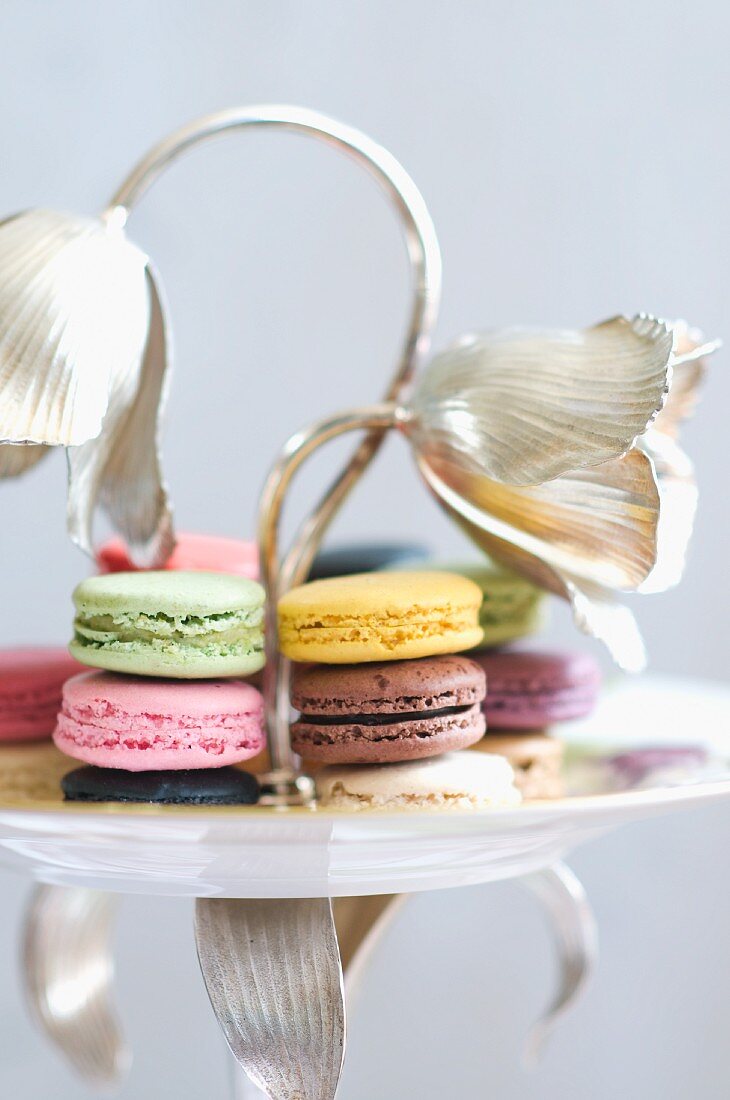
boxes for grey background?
[0,1,728,1096]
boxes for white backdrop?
[0,2,728,1096]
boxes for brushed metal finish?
[195,897,345,1100]
[0,209,150,449]
[67,265,174,566]
[520,862,598,1066]
[22,885,129,1089]
[0,106,441,575]
[410,315,673,486]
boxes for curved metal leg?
[21,884,129,1089]
[518,861,598,1066]
[195,897,345,1100]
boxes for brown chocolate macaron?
[290,655,486,764]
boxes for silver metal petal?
[416,447,660,591]
[432,499,648,670]
[652,321,719,440]
[638,430,698,594]
[0,209,150,447]
[409,314,673,485]
[195,898,345,1100]
[67,266,174,566]
[22,885,129,1089]
[519,863,598,1066]
[0,442,49,476]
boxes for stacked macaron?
[278,571,521,810]
[0,648,83,743]
[53,549,268,806]
[457,563,601,799]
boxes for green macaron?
[457,563,546,648]
[396,560,546,648]
[70,571,265,679]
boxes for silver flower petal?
[417,448,660,590]
[416,453,653,670]
[67,267,174,567]
[409,315,673,486]
[0,209,150,447]
[637,430,697,594]
[652,321,719,440]
[0,442,49,476]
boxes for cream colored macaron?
[315,751,521,811]
[471,733,564,800]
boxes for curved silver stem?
[519,862,598,1066]
[258,403,402,784]
[105,107,441,795]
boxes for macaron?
[471,733,564,799]
[54,671,265,770]
[61,765,260,805]
[0,647,83,742]
[70,571,265,678]
[473,650,601,730]
[451,563,545,648]
[97,533,259,579]
[291,655,487,764]
[309,542,431,581]
[278,571,483,664]
[315,752,521,811]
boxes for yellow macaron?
[277,571,484,664]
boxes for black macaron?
[308,541,431,581]
[61,766,260,805]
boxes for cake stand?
[6,675,730,1098]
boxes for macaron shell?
[409,562,546,648]
[62,765,260,804]
[291,656,487,715]
[309,542,431,580]
[0,647,84,742]
[68,640,264,680]
[292,703,486,764]
[279,571,483,664]
[475,650,601,729]
[54,671,265,770]
[315,751,521,811]
[71,571,265,679]
[97,533,259,578]
[471,733,564,800]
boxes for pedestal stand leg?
[518,861,598,1065]
[195,897,345,1100]
[20,884,129,1088]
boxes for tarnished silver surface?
[195,897,345,1100]
[519,862,598,1066]
[21,885,129,1090]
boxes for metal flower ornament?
[0,107,718,676]
[259,317,718,684]
[406,317,719,671]
[0,208,172,566]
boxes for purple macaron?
[290,655,487,764]
[474,650,601,730]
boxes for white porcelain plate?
[0,676,727,897]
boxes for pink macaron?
[54,671,265,770]
[0,647,84,743]
[474,649,601,730]
[97,533,259,579]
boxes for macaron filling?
[74,606,263,656]
[297,702,475,727]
